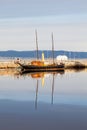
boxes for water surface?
[0,70,87,130]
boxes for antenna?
[52,32,54,64]
[35,30,39,60]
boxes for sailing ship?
[17,31,65,73]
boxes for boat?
[17,61,65,73]
[17,31,65,73]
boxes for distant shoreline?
[0,50,87,59]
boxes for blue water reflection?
[0,70,87,106]
[0,70,87,130]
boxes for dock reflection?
[0,68,87,78]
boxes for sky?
[0,0,87,51]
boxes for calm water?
[0,70,87,130]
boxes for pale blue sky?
[0,0,87,51]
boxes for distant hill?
[0,50,87,59]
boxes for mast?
[35,30,39,60]
[52,32,54,64]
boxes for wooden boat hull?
[21,68,65,74]
[19,63,65,73]
[21,70,65,76]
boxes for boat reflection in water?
[0,67,87,129]
[20,71,65,109]
[33,72,64,109]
